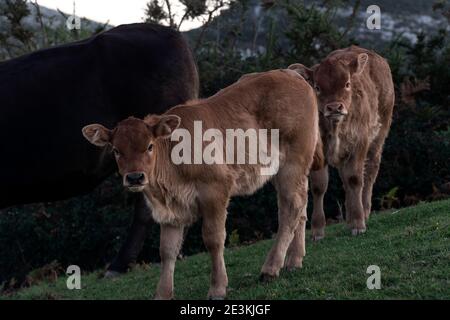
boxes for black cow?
[0,23,199,275]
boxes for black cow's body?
[0,23,198,273]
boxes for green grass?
[3,200,450,300]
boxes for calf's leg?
[310,165,329,241]
[362,137,386,221]
[154,224,184,300]
[284,205,307,270]
[106,193,152,277]
[339,159,366,235]
[200,200,228,299]
[261,165,308,280]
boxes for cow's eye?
[345,82,351,89]
[314,85,321,93]
[148,144,153,152]
[112,148,120,157]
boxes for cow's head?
[82,115,180,192]
[289,53,368,122]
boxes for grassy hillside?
[3,199,449,300]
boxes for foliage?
[228,229,241,247]
[0,0,107,60]
[283,0,353,66]
[378,29,450,206]
[0,0,34,57]
[379,187,399,210]
[0,176,137,287]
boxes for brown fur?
[82,69,320,299]
[289,45,395,238]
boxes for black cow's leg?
[106,193,153,277]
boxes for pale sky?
[35,0,203,30]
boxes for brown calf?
[82,70,320,299]
[289,45,395,238]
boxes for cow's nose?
[325,103,344,114]
[125,172,145,185]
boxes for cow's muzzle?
[123,172,148,192]
[324,102,348,119]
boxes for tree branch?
[31,0,49,48]
[339,0,361,40]
[164,0,175,28]
[194,1,225,52]
[177,9,190,31]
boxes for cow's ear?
[287,63,314,85]
[350,53,369,75]
[145,115,181,139]
[82,124,112,147]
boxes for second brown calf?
[82,69,320,299]
[290,45,395,238]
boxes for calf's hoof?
[311,228,325,241]
[284,265,302,272]
[351,228,366,236]
[348,218,366,236]
[312,234,324,241]
[207,287,227,300]
[154,293,173,300]
[259,272,278,283]
[284,256,303,271]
